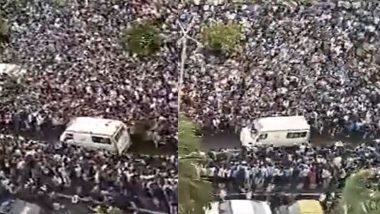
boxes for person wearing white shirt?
[209,166,216,177]
[219,188,227,201]
[217,167,224,178]
[333,156,342,169]
[261,166,268,178]
[299,144,307,154]
[322,169,332,189]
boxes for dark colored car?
[0,188,42,214]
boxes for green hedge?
[122,22,162,57]
[0,17,9,44]
[201,22,242,53]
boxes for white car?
[206,200,272,214]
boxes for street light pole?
[177,18,201,113]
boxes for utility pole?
[177,17,202,113]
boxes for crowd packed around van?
[202,139,380,213]
[182,0,380,141]
[59,117,131,155]
[0,134,178,213]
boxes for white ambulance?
[59,117,131,154]
[240,116,310,148]
[206,200,272,214]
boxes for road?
[0,123,176,155]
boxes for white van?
[206,200,272,214]
[59,117,131,155]
[240,116,310,148]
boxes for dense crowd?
[201,140,380,199]
[181,0,380,139]
[0,0,178,144]
[0,135,178,213]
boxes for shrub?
[122,22,162,57]
[356,42,374,56]
[0,17,9,44]
[201,22,242,53]
[52,0,67,7]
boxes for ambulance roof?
[254,116,310,132]
[65,117,124,136]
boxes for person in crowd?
[0,135,178,213]
[1,0,178,146]
[1,0,181,212]
[204,140,380,197]
[180,0,380,140]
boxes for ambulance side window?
[91,136,111,144]
[300,132,307,137]
[287,132,307,138]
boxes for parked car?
[206,199,272,214]
[0,198,42,214]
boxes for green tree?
[179,113,213,214]
[93,206,123,214]
[93,205,108,214]
[107,207,123,214]
[342,169,380,214]
[122,22,162,57]
[355,42,375,62]
[0,16,9,45]
[201,22,242,53]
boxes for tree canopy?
[0,16,9,46]
[179,113,213,214]
[201,22,242,54]
[122,22,162,57]
[93,206,123,214]
[342,169,380,214]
